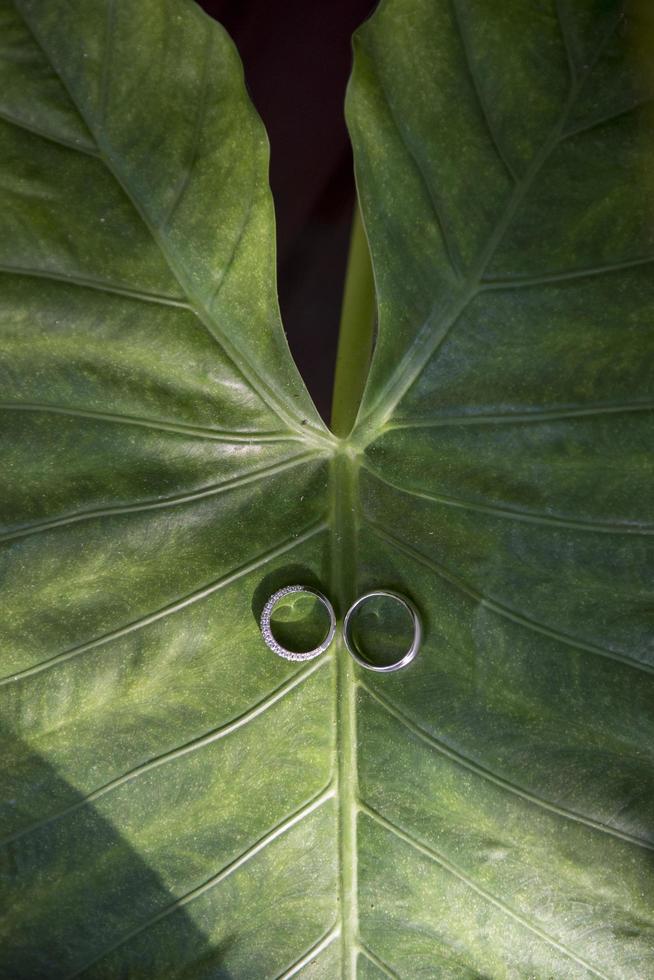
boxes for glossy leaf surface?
[1,0,653,976]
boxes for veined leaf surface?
[1,0,653,976]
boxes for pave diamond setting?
[259,584,335,661]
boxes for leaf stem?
[331,203,376,438]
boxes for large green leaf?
[1,0,653,976]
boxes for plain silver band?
[343,590,421,672]
[260,585,336,662]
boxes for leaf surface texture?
[1,0,653,976]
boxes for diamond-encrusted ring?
[343,590,421,673]
[260,585,336,662]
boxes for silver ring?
[343,590,421,672]
[260,585,336,662]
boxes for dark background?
[198,0,376,423]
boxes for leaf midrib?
[331,451,361,978]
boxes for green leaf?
[0,1,336,975]
[2,0,654,977]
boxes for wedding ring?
[260,585,336,662]
[343,590,421,672]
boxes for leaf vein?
[359,682,654,853]
[0,401,296,443]
[276,923,341,980]
[482,254,654,288]
[99,0,116,126]
[449,0,518,181]
[363,464,654,536]
[388,401,654,429]
[561,96,654,141]
[69,784,336,979]
[0,518,328,686]
[365,49,465,280]
[360,804,611,980]
[357,943,399,978]
[0,451,321,544]
[160,24,213,231]
[366,518,654,677]
[555,0,579,88]
[0,107,99,156]
[0,262,191,308]
[3,658,329,849]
